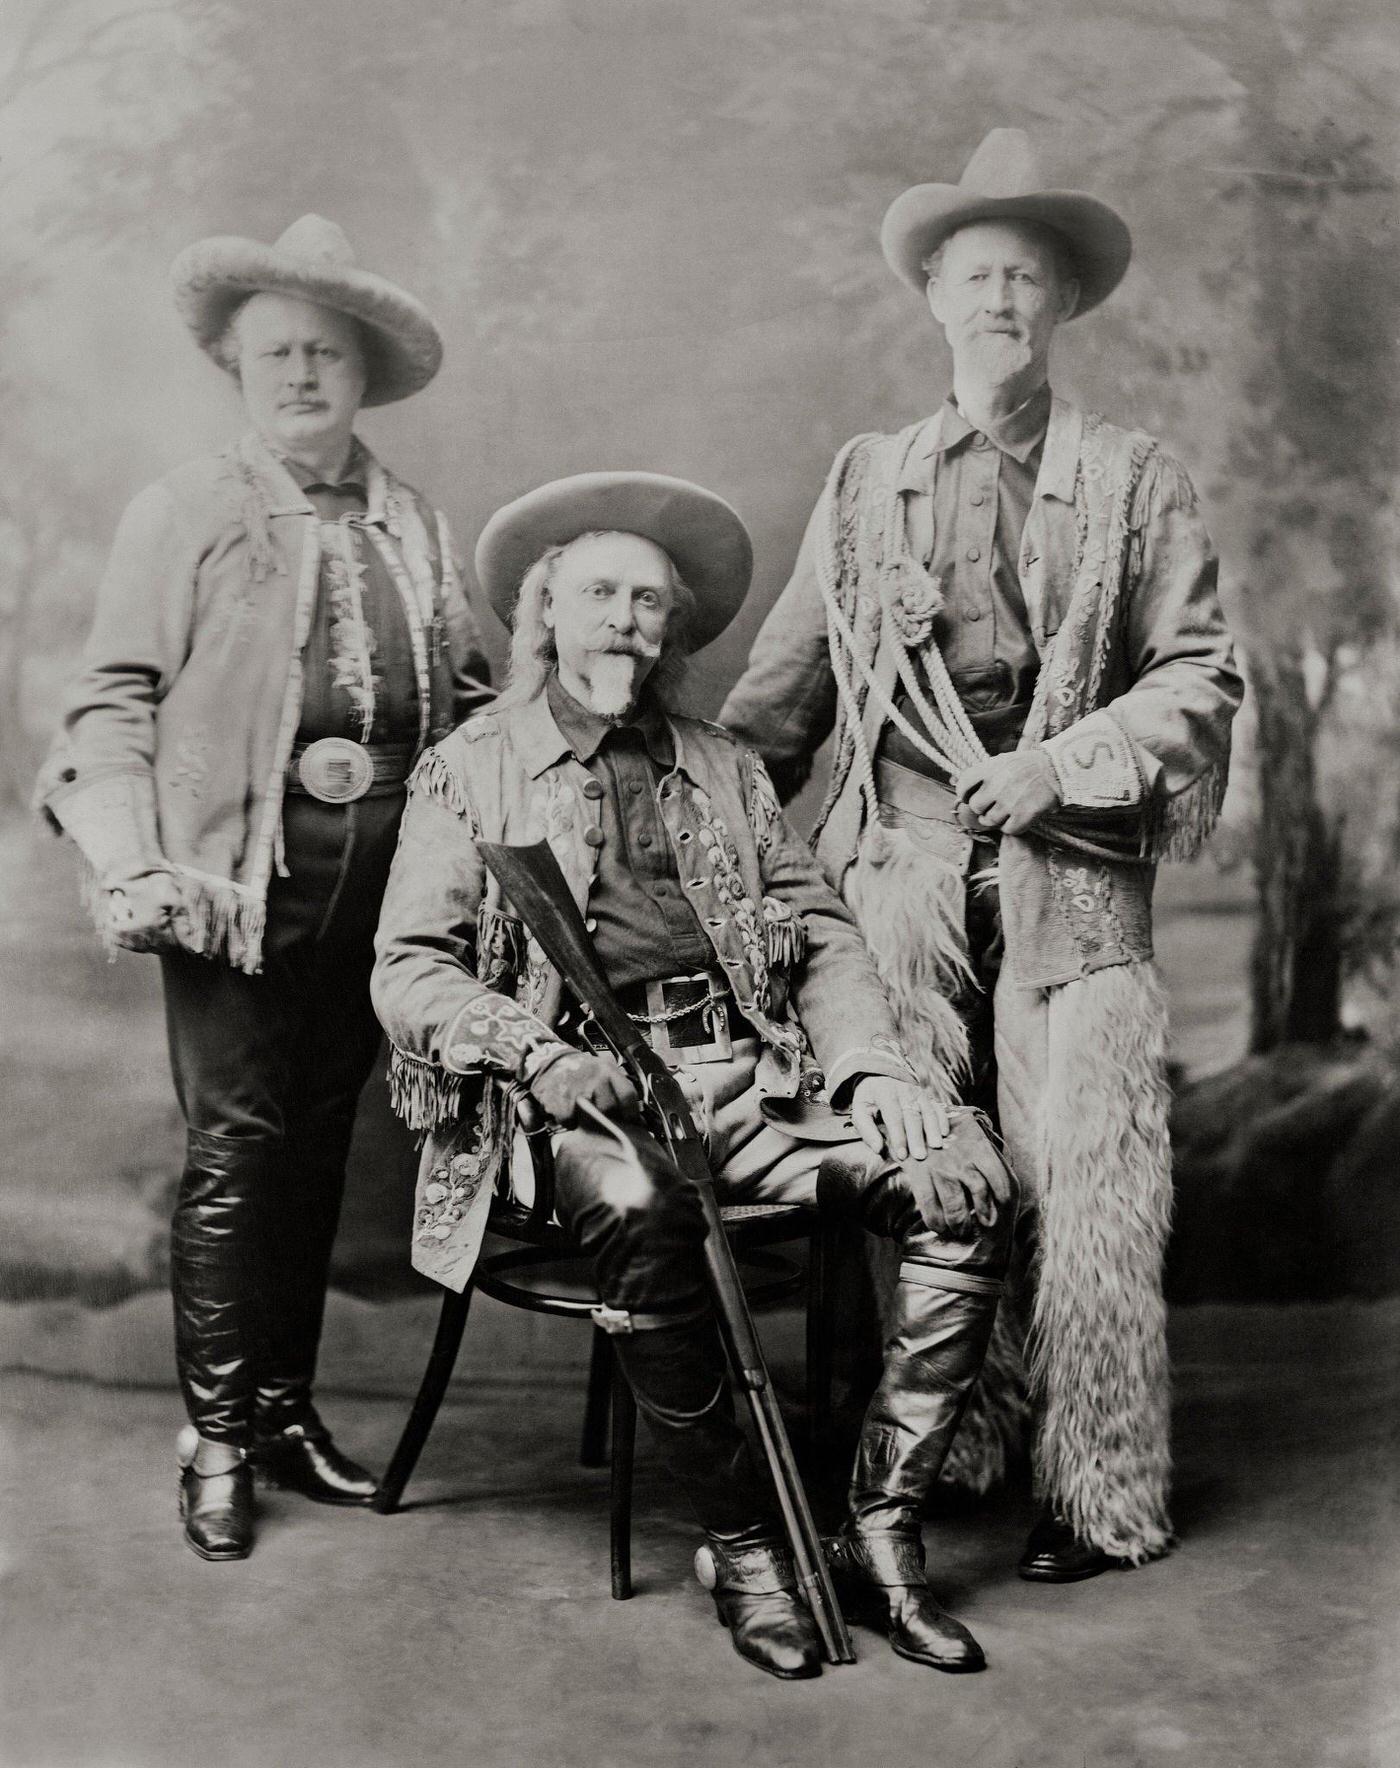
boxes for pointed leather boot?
[250,1412,377,1506]
[820,1140,1017,1670]
[177,1427,254,1562]
[694,1533,823,1681]
[171,1128,268,1448]
[828,1524,983,1670]
[252,1109,355,1436]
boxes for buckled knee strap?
[589,1299,711,1335]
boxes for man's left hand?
[850,1077,950,1163]
[955,750,1060,836]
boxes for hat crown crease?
[960,127,1041,196]
[273,214,356,266]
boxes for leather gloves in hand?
[106,870,188,952]
[527,1048,641,1128]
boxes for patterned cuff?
[440,994,567,1077]
[1041,709,1147,812]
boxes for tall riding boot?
[249,1122,376,1505]
[611,1317,822,1681]
[170,1127,265,1559]
[819,1137,1017,1671]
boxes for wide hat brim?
[170,237,443,406]
[881,187,1132,317]
[476,472,753,652]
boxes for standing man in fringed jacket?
[38,217,491,1562]
[721,130,1242,1580]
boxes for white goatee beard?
[963,332,1033,387]
[587,652,648,720]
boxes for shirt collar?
[280,436,370,496]
[898,388,1078,500]
[241,431,392,525]
[933,383,1051,465]
[525,674,675,773]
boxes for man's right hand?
[105,871,187,953]
[527,1049,641,1128]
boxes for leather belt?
[287,738,415,803]
[874,756,961,824]
[566,971,747,1066]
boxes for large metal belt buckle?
[297,737,374,804]
[646,972,733,1067]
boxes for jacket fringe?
[761,896,805,973]
[1029,959,1175,1563]
[172,868,267,973]
[408,747,478,828]
[388,1044,465,1134]
[78,860,266,971]
[840,820,972,1105]
[1147,755,1230,863]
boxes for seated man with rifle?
[371,472,1018,1681]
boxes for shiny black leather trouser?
[161,793,403,1448]
[551,1104,1017,1539]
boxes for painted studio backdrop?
[1,0,1397,1354]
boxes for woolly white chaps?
[844,825,1174,1563]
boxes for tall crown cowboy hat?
[881,127,1132,318]
[476,472,754,652]
[170,214,443,405]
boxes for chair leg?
[579,1326,612,1468]
[373,1283,474,1515]
[805,1222,839,1456]
[609,1347,637,1600]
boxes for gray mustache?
[598,640,660,659]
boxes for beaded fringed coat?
[721,396,1243,1562]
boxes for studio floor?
[2,1300,1394,1768]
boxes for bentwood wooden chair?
[373,1108,840,1600]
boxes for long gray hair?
[493,531,696,710]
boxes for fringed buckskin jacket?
[720,398,1244,990]
[38,432,487,973]
[371,691,912,1292]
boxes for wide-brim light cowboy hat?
[170,214,443,406]
[881,128,1132,318]
[476,472,754,652]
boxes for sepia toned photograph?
[0,2,1395,1764]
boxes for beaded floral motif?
[692,790,770,1013]
[415,1086,503,1246]
[746,750,783,860]
[444,992,557,1073]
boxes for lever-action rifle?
[479,838,856,1668]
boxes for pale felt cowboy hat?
[881,128,1132,318]
[170,214,443,405]
[475,472,754,652]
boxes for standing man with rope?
[721,130,1242,1580]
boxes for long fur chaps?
[843,824,1174,1562]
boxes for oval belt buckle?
[298,737,374,804]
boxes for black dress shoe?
[694,1537,824,1681]
[1017,1510,1133,1583]
[827,1528,985,1672]
[177,1438,254,1562]
[250,1421,378,1506]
